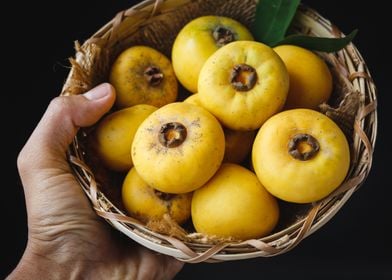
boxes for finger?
[161,256,184,280]
[136,247,184,280]
[18,83,115,186]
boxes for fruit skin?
[198,41,289,130]
[183,93,202,106]
[172,15,254,93]
[132,102,225,194]
[110,46,178,108]
[252,109,350,203]
[273,45,333,110]
[94,104,157,172]
[184,93,255,163]
[191,163,279,240]
[223,127,256,164]
[122,167,192,224]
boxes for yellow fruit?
[184,93,255,163]
[252,109,350,203]
[110,46,178,108]
[191,163,279,240]
[183,93,202,106]
[273,45,333,110]
[94,104,157,172]
[132,102,225,193]
[198,41,289,130]
[172,16,254,93]
[223,128,256,164]
[122,167,192,224]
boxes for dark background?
[4,0,391,279]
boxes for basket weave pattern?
[62,0,377,262]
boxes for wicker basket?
[62,0,377,263]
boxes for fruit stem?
[158,122,187,148]
[230,64,258,91]
[288,133,320,161]
[144,66,164,86]
[213,26,235,47]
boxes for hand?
[11,84,183,279]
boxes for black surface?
[5,0,391,279]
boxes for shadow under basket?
[62,0,377,263]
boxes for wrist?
[7,236,137,280]
[7,241,86,280]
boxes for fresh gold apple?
[252,109,350,203]
[122,167,192,224]
[132,102,225,194]
[198,41,289,130]
[110,45,178,108]
[274,45,333,110]
[94,104,157,172]
[191,163,279,240]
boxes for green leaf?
[252,0,301,45]
[273,29,358,52]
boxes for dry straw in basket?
[62,0,377,262]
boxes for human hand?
[11,84,183,279]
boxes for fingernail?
[83,83,112,100]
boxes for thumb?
[18,83,115,176]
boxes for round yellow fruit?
[94,104,157,172]
[198,41,289,130]
[172,15,254,93]
[273,45,333,110]
[132,102,225,193]
[110,45,178,108]
[191,163,279,240]
[122,167,192,224]
[252,109,350,203]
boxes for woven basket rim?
[63,0,377,263]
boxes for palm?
[23,140,180,280]
[16,86,182,279]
